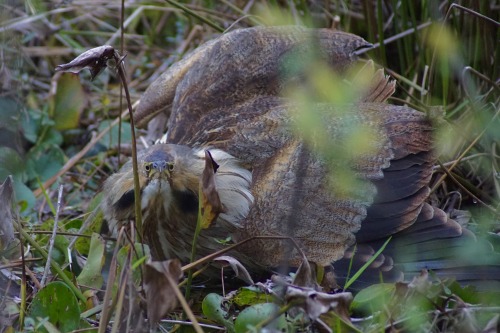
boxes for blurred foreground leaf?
[234,302,287,333]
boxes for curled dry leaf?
[55,45,119,80]
[143,259,183,324]
[199,150,223,229]
[285,286,353,322]
[213,255,254,285]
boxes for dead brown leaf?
[144,258,183,324]
[199,150,223,229]
[55,45,119,80]
[213,255,254,285]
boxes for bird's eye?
[168,163,174,171]
[144,164,151,172]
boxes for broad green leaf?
[351,283,395,311]
[11,181,36,211]
[77,233,105,290]
[25,144,65,182]
[0,149,35,209]
[202,293,235,332]
[234,303,287,333]
[0,147,26,181]
[52,74,85,130]
[28,281,81,333]
[20,108,53,144]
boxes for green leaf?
[77,233,105,290]
[11,180,36,211]
[0,148,35,209]
[202,293,235,332]
[25,144,65,182]
[0,147,26,181]
[21,109,46,144]
[233,286,277,307]
[74,195,104,256]
[0,97,25,149]
[98,120,132,149]
[52,235,71,266]
[234,303,287,333]
[52,73,85,130]
[28,281,81,332]
[117,243,149,284]
[351,283,395,312]
[0,97,22,128]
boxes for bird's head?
[143,160,174,181]
[139,144,204,194]
[101,143,254,261]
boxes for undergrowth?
[0,1,499,332]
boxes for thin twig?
[41,185,64,287]
[182,235,308,273]
[160,319,223,330]
[165,271,204,333]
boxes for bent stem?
[116,60,143,240]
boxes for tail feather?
[334,204,500,290]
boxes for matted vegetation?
[0,1,499,332]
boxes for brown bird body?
[102,26,498,285]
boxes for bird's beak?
[151,161,171,178]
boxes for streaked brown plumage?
[102,26,499,286]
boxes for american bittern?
[102,144,252,262]
[101,26,499,286]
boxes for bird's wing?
[136,26,371,135]
[140,26,433,267]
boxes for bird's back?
[130,26,499,286]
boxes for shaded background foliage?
[0,0,499,332]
